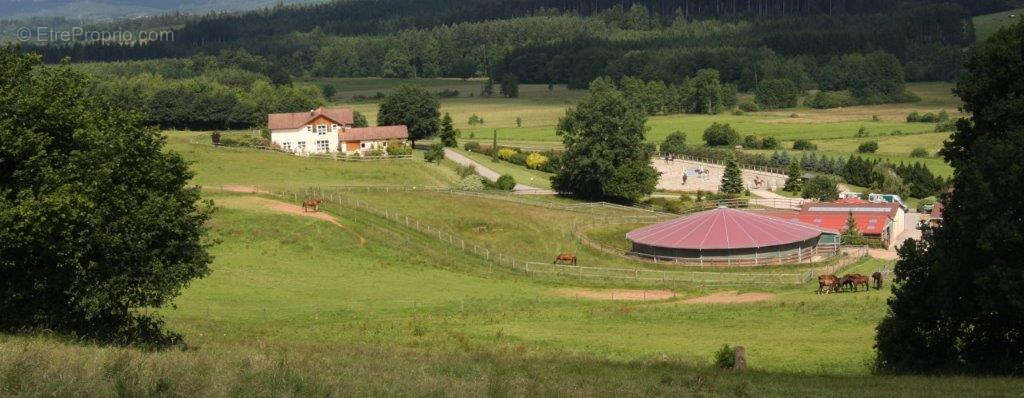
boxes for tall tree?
[0,49,213,345]
[500,73,519,98]
[439,112,458,147]
[875,21,1024,375]
[783,161,802,192]
[719,155,744,195]
[377,85,440,146]
[353,110,369,128]
[552,77,657,203]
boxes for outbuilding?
[626,206,839,266]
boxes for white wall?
[271,124,342,155]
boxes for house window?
[297,141,306,151]
[361,143,366,148]
[305,126,311,132]
[317,125,327,135]
[282,142,292,151]
[315,140,329,152]
[332,124,338,131]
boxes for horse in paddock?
[302,198,323,212]
[872,272,883,290]
[846,274,871,292]
[553,253,577,266]
[818,275,839,294]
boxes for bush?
[495,174,516,191]
[909,147,929,158]
[454,174,485,191]
[760,136,779,149]
[386,141,413,156]
[742,135,759,149]
[525,153,549,169]
[435,88,459,98]
[702,122,740,146]
[858,141,879,153]
[468,114,485,126]
[738,101,760,112]
[455,164,476,178]
[367,149,386,157]
[424,144,445,163]
[935,120,956,132]
[464,141,481,152]
[715,344,736,369]
[497,148,518,161]
[660,131,687,155]
[792,139,817,151]
[211,131,221,145]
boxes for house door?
[345,141,360,152]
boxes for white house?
[268,107,408,155]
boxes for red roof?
[341,125,409,141]
[769,212,891,236]
[268,107,354,130]
[626,207,836,250]
[931,202,944,220]
[801,200,901,219]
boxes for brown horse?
[872,272,883,290]
[818,275,839,294]
[845,274,871,292]
[302,198,323,212]
[553,253,577,265]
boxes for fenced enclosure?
[207,184,841,286]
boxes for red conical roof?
[626,207,836,250]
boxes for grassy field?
[332,79,958,178]
[450,147,556,189]
[973,8,1024,42]
[4,138,1023,395]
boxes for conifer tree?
[783,161,802,192]
[439,112,457,147]
[720,155,744,195]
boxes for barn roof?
[626,207,836,250]
[268,107,354,130]
[769,211,891,236]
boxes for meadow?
[7,83,1020,397]
[973,8,1024,42]
[327,79,959,177]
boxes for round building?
[626,207,839,265]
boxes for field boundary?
[216,185,830,285]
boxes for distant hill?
[973,7,1024,42]
[0,0,323,20]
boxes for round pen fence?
[206,185,855,285]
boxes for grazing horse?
[302,198,323,212]
[818,275,839,294]
[847,274,871,291]
[553,253,577,265]
[872,272,883,290]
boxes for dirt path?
[683,291,775,304]
[443,148,555,194]
[216,196,367,245]
[210,185,271,194]
[551,288,678,301]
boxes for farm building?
[625,206,839,266]
[268,107,408,155]
[768,198,906,248]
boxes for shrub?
[906,111,922,122]
[211,131,221,145]
[856,127,870,137]
[792,139,817,150]
[738,100,760,112]
[660,131,687,156]
[714,344,736,369]
[424,144,445,163]
[760,136,779,149]
[801,175,840,201]
[455,164,476,178]
[454,174,485,191]
[367,149,386,157]
[702,123,740,146]
[858,141,879,153]
[910,147,929,158]
[935,120,956,132]
[468,114,485,126]
[497,148,518,161]
[525,153,549,169]
[742,135,759,149]
[386,141,413,156]
[435,88,459,98]
[464,141,481,152]
[872,115,881,122]
[495,174,516,191]
[260,127,271,141]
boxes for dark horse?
[553,253,577,265]
[872,272,883,290]
[847,274,871,291]
[302,198,323,212]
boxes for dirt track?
[216,196,367,245]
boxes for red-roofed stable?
[626,207,839,266]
